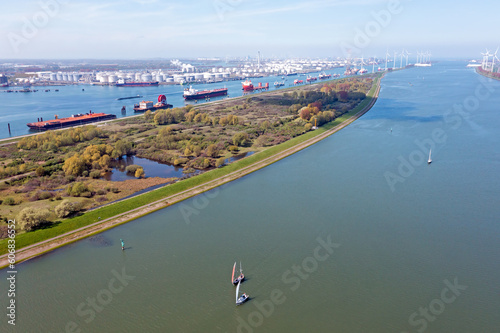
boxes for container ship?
[27,111,116,130]
[183,86,228,100]
[133,94,172,112]
[116,79,159,87]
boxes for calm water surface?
[0,68,345,139]
[1,61,499,332]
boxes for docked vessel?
[27,111,116,130]
[274,81,285,87]
[116,79,159,87]
[183,86,228,100]
[306,75,318,82]
[241,79,254,91]
[133,94,172,112]
[293,79,303,84]
[318,73,332,80]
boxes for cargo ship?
[27,111,116,130]
[241,79,254,91]
[116,79,159,87]
[306,76,318,82]
[183,86,228,100]
[133,94,172,112]
[318,73,331,80]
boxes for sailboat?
[428,149,432,164]
[232,262,245,285]
[236,280,249,305]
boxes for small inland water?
[1,62,499,332]
[101,152,254,181]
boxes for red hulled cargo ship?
[183,86,228,100]
[27,111,116,130]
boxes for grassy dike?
[0,73,383,266]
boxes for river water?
[0,68,345,139]
[1,61,499,332]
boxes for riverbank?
[476,66,500,81]
[0,73,383,268]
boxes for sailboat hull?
[236,295,249,305]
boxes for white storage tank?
[141,73,153,82]
[155,74,163,82]
[126,73,134,79]
[135,73,142,81]
[173,74,184,82]
[203,72,214,80]
[108,75,118,83]
[73,74,81,82]
[62,73,68,81]
[166,78,174,83]
[50,73,57,81]
[214,73,223,78]
[99,75,108,83]
[56,73,63,81]
[222,72,230,78]
[194,73,204,80]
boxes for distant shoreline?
[0,73,384,269]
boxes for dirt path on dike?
[0,80,382,269]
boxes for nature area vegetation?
[0,75,378,254]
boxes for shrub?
[66,182,89,197]
[96,189,107,195]
[134,168,145,178]
[215,157,225,168]
[125,165,141,174]
[54,200,81,218]
[89,170,101,179]
[3,197,16,206]
[17,207,50,231]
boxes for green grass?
[0,74,382,255]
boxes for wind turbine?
[385,50,390,71]
[400,49,404,68]
[491,47,499,72]
[405,50,411,66]
[393,51,397,69]
[481,49,491,70]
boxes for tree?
[135,168,145,178]
[299,107,311,120]
[215,157,225,168]
[184,146,192,156]
[205,144,218,158]
[232,132,249,147]
[35,166,45,177]
[18,207,50,231]
[144,110,154,122]
[63,154,86,176]
[99,154,111,169]
[55,200,80,218]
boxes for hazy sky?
[0,0,498,59]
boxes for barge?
[27,111,116,130]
